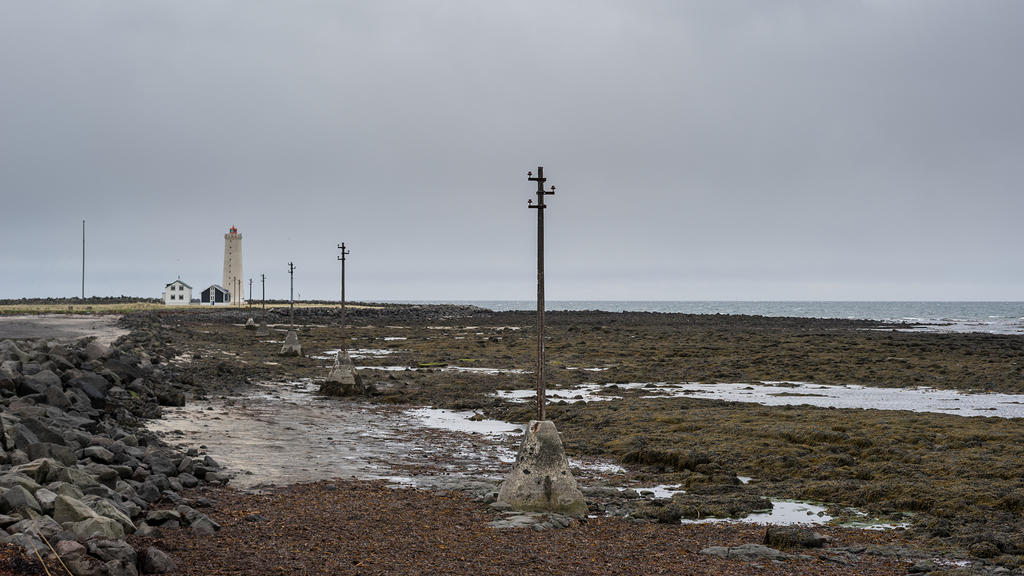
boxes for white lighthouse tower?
[223,226,243,306]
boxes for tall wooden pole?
[528,167,555,421]
[337,243,350,343]
[288,262,295,328]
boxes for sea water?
[393,301,1024,335]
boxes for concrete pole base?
[496,420,588,517]
[245,318,257,330]
[320,350,366,396]
[279,330,302,356]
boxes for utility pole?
[288,262,296,328]
[338,243,350,342]
[81,220,85,299]
[528,167,555,421]
[248,278,253,311]
[260,273,267,325]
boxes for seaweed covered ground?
[125,305,1024,571]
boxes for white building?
[162,279,192,306]
[223,226,244,306]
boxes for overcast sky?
[1,1,1022,302]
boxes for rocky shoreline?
[0,329,224,575]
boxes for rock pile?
[0,335,222,575]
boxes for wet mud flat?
[131,306,1024,571]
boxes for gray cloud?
[1,1,1022,301]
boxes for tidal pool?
[496,381,1024,418]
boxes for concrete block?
[279,331,302,356]
[320,351,363,396]
[496,420,587,517]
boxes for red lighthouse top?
[229,226,237,234]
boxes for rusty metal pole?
[338,243,349,343]
[528,167,555,421]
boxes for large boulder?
[82,341,111,362]
[0,485,41,514]
[27,442,77,466]
[68,372,110,408]
[88,539,136,565]
[85,497,136,532]
[139,547,176,574]
[70,516,126,542]
[0,340,29,364]
[54,494,102,524]
[10,458,64,484]
[18,369,61,396]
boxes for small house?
[162,279,192,306]
[201,284,231,305]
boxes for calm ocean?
[395,301,1024,335]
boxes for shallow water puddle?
[496,381,1024,418]
[312,348,398,360]
[148,381,616,490]
[683,499,832,526]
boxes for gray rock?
[700,543,795,562]
[43,384,72,409]
[84,497,136,532]
[2,531,46,555]
[49,481,85,499]
[27,442,77,466]
[8,514,64,541]
[12,458,64,484]
[145,509,181,525]
[136,481,160,503]
[0,485,41,514]
[7,423,39,451]
[0,340,30,364]
[56,465,100,489]
[70,516,126,541]
[54,494,102,523]
[65,555,103,576]
[145,454,178,477]
[0,472,41,493]
[764,525,832,549]
[68,372,110,408]
[81,445,115,464]
[55,538,87,559]
[18,369,61,396]
[83,463,119,488]
[88,539,136,565]
[176,456,194,475]
[83,341,111,362]
[178,472,199,489]
[0,514,19,529]
[34,487,58,513]
[20,417,65,445]
[102,558,139,576]
[138,546,176,574]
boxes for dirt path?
[0,314,128,346]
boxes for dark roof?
[205,284,229,293]
[165,280,192,289]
